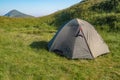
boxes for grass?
[0,0,119,79]
[0,24,120,80]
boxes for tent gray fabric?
[48,18,110,59]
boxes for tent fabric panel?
[73,33,93,59]
[77,19,110,57]
[49,19,79,58]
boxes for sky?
[0,0,81,17]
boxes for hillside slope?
[4,9,34,18]
[41,0,120,31]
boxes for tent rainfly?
[48,18,110,59]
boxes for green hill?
[0,0,120,80]
[41,0,120,31]
[4,9,34,18]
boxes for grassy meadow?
[0,17,120,80]
[0,0,120,80]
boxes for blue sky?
[0,0,81,17]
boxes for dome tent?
[48,18,109,59]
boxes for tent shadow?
[30,41,48,50]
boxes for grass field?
[0,24,120,80]
[0,0,120,79]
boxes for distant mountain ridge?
[4,9,34,18]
